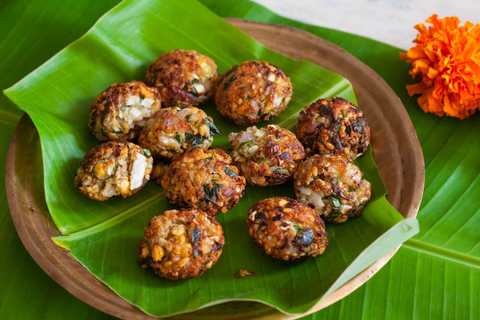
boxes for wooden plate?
[5,19,424,319]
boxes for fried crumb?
[236,269,255,278]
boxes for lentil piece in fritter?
[247,197,328,261]
[89,81,161,141]
[215,61,292,125]
[139,209,224,280]
[145,49,217,107]
[294,154,371,224]
[296,97,370,159]
[74,141,153,201]
[229,125,305,186]
[161,148,246,215]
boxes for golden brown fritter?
[89,81,161,141]
[145,49,217,107]
[247,197,328,261]
[296,97,370,159]
[161,148,246,215]
[215,61,292,126]
[151,161,169,183]
[139,209,224,280]
[74,141,153,201]
[294,155,371,224]
[229,125,305,186]
[138,106,219,159]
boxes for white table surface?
[255,0,479,49]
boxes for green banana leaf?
[3,0,417,317]
[2,0,479,319]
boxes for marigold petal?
[427,67,439,79]
[406,83,426,96]
[407,47,427,60]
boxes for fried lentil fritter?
[296,97,370,159]
[294,154,371,224]
[161,148,246,215]
[229,125,305,186]
[145,49,217,107]
[89,81,161,141]
[247,197,328,261]
[138,106,219,159]
[139,209,224,280]
[75,141,153,201]
[215,61,292,125]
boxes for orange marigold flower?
[401,14,480,119]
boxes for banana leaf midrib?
[404,239,480,268]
